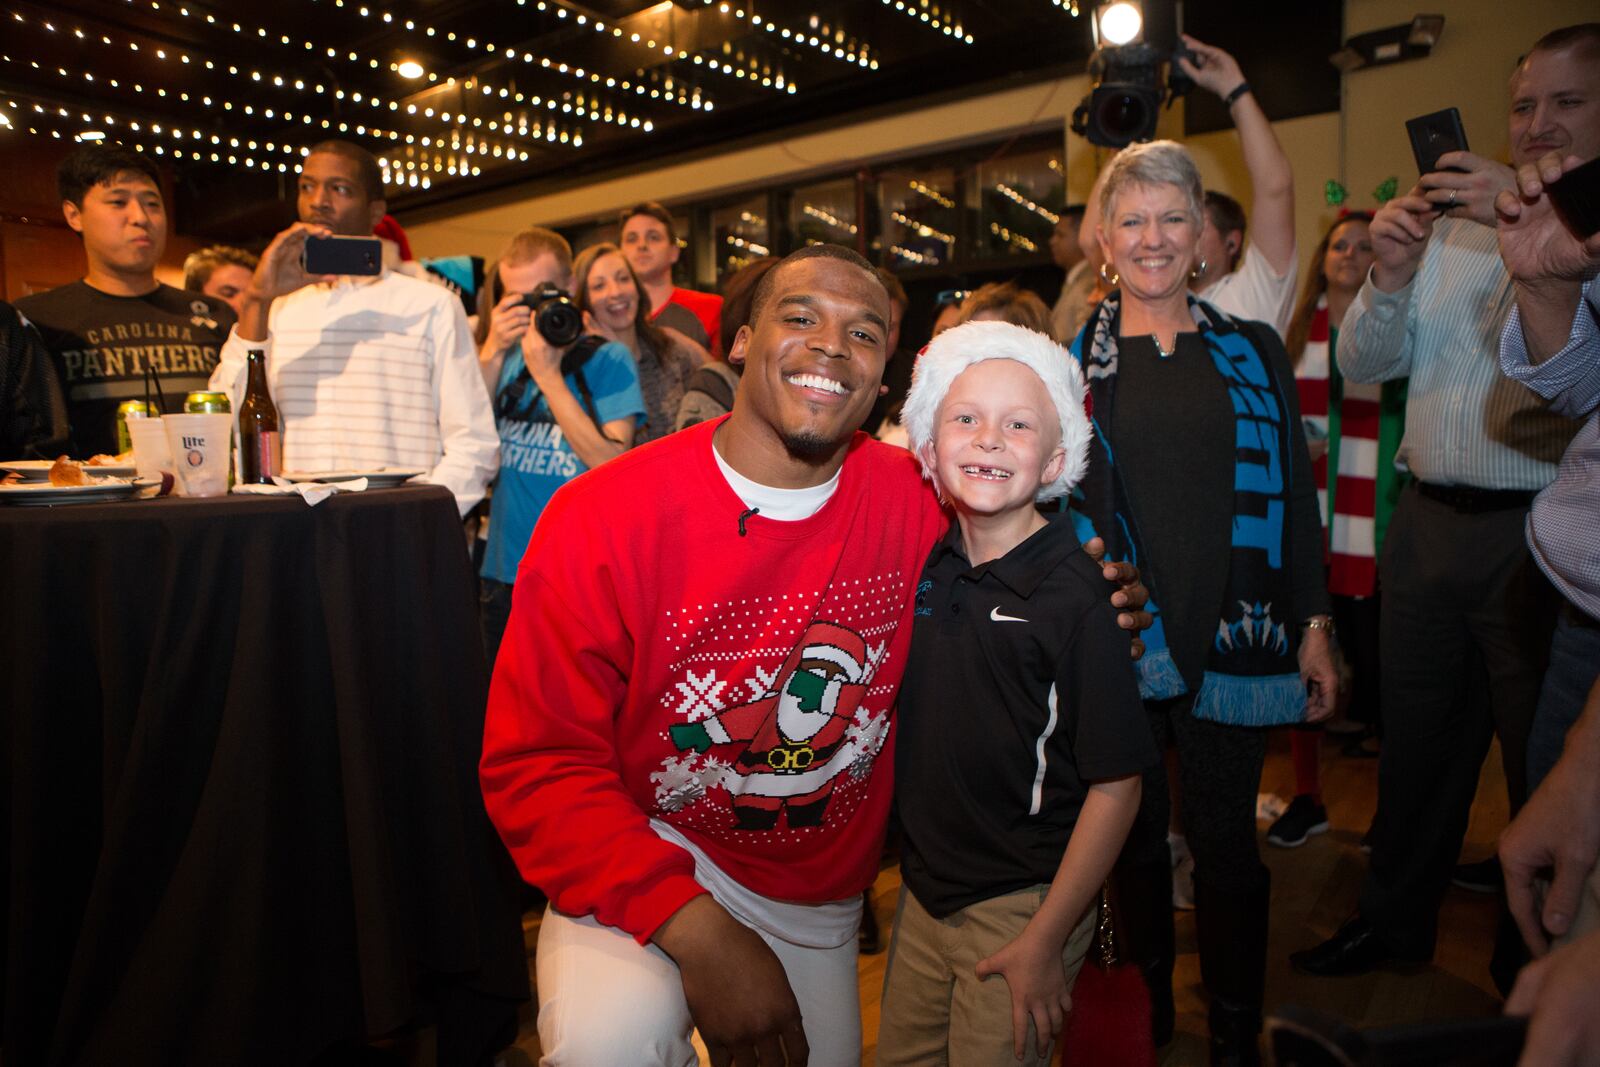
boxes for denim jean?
[1527,602,1600,791]
[479,576,514,670]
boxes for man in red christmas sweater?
[481,244,1147,1066]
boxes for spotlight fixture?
[1094,2,1142,47]
[1329,14,1445,73]
[76,128,105,141]
[396,59,424,79]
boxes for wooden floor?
[484,730,1510,1066]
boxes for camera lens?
[536,297,583,347]
[1095,89,1152,146]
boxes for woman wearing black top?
[1069,140,1336,1067]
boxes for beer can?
[116,399,150,455]
[185,391,232,415]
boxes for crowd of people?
[2,21,1597,1067]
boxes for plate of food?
[278,468,426,488]
[0,457,155,505]
[1,453,137,480]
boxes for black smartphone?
[1406,108,1470,175]
[1547,154,1600,239]
[302,235,383,276]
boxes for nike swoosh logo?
[990,607,1028,623]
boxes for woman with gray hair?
[1066,139,1336,1067]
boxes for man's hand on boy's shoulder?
[1083,537,1153,660]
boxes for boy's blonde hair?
[900,320,1091,503]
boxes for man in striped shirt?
[210,140,498,516]
[1292,26,1591,983]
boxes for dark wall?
[1181,0,1343,134]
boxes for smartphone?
[1547,155,1600,239]
[1406,108,1470,175]
[302,235,382,277]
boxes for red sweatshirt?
[481,418,946,943]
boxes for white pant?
[536,906,863,1066]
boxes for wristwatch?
[1302,615,1336,637]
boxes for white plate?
[279,468,425,488]
[0,459,138,480]
[0,478,154,506]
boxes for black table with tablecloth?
[0,486,528,1066]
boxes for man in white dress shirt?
[210,140,498,516]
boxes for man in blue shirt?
[1496,134,1600,794]
[477,227,645,663]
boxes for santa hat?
[373,214,414,261]
[899,319,1090,503]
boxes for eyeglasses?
[933,288,971,308]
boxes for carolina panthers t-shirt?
[15,281,235,457]
[481,339,645,584]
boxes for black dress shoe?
[1290,916,1397,977]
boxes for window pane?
[790,178,859,249]
[881,168,958,269]
[976,147,1065,259]
[712,196,772,287]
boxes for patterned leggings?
[1123,693,1269,895]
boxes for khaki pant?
[877,884,1098,1067]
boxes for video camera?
[1071,39,1198,149]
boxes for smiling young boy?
[877,320,1157,1065]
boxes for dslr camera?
[518,284,584,347]
[1071,40,1198,149]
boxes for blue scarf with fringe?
[1067,293,1306,726]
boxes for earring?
[1099,262,1120,286]
[1189,258,1208,280]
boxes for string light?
[305,0,711,109]
[891,211,954,245]
[908,180,954,208]
[880,0,973,44]
[891,245,933,265]
[703,1,873,73]
[1050,0,1084,16]
[724,234,770,256]
[7,10,597,161]
[802,204,857,235]
[995,183,1059,223]
[989,221,1037,252]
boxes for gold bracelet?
[1302,615,1336,637]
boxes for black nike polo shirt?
[896,517,1158,918]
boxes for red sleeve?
[480,551,707,945]
[674,289,723,361]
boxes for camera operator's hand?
[235,222,334,341]
[1368,190,1438,292]
[520,325,566,390]
[1176,35,1246,100]
[1420,151,1517,228]
[484,292,533,360]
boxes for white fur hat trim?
[900,319,1090,503]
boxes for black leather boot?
[1194,871,1269,1067]
[1111,858,1177,1048]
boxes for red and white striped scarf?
[1295,298,1386,597]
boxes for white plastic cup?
[127,416,174,480]
[162,413,233,497]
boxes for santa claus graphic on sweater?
[669,621,870,830]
